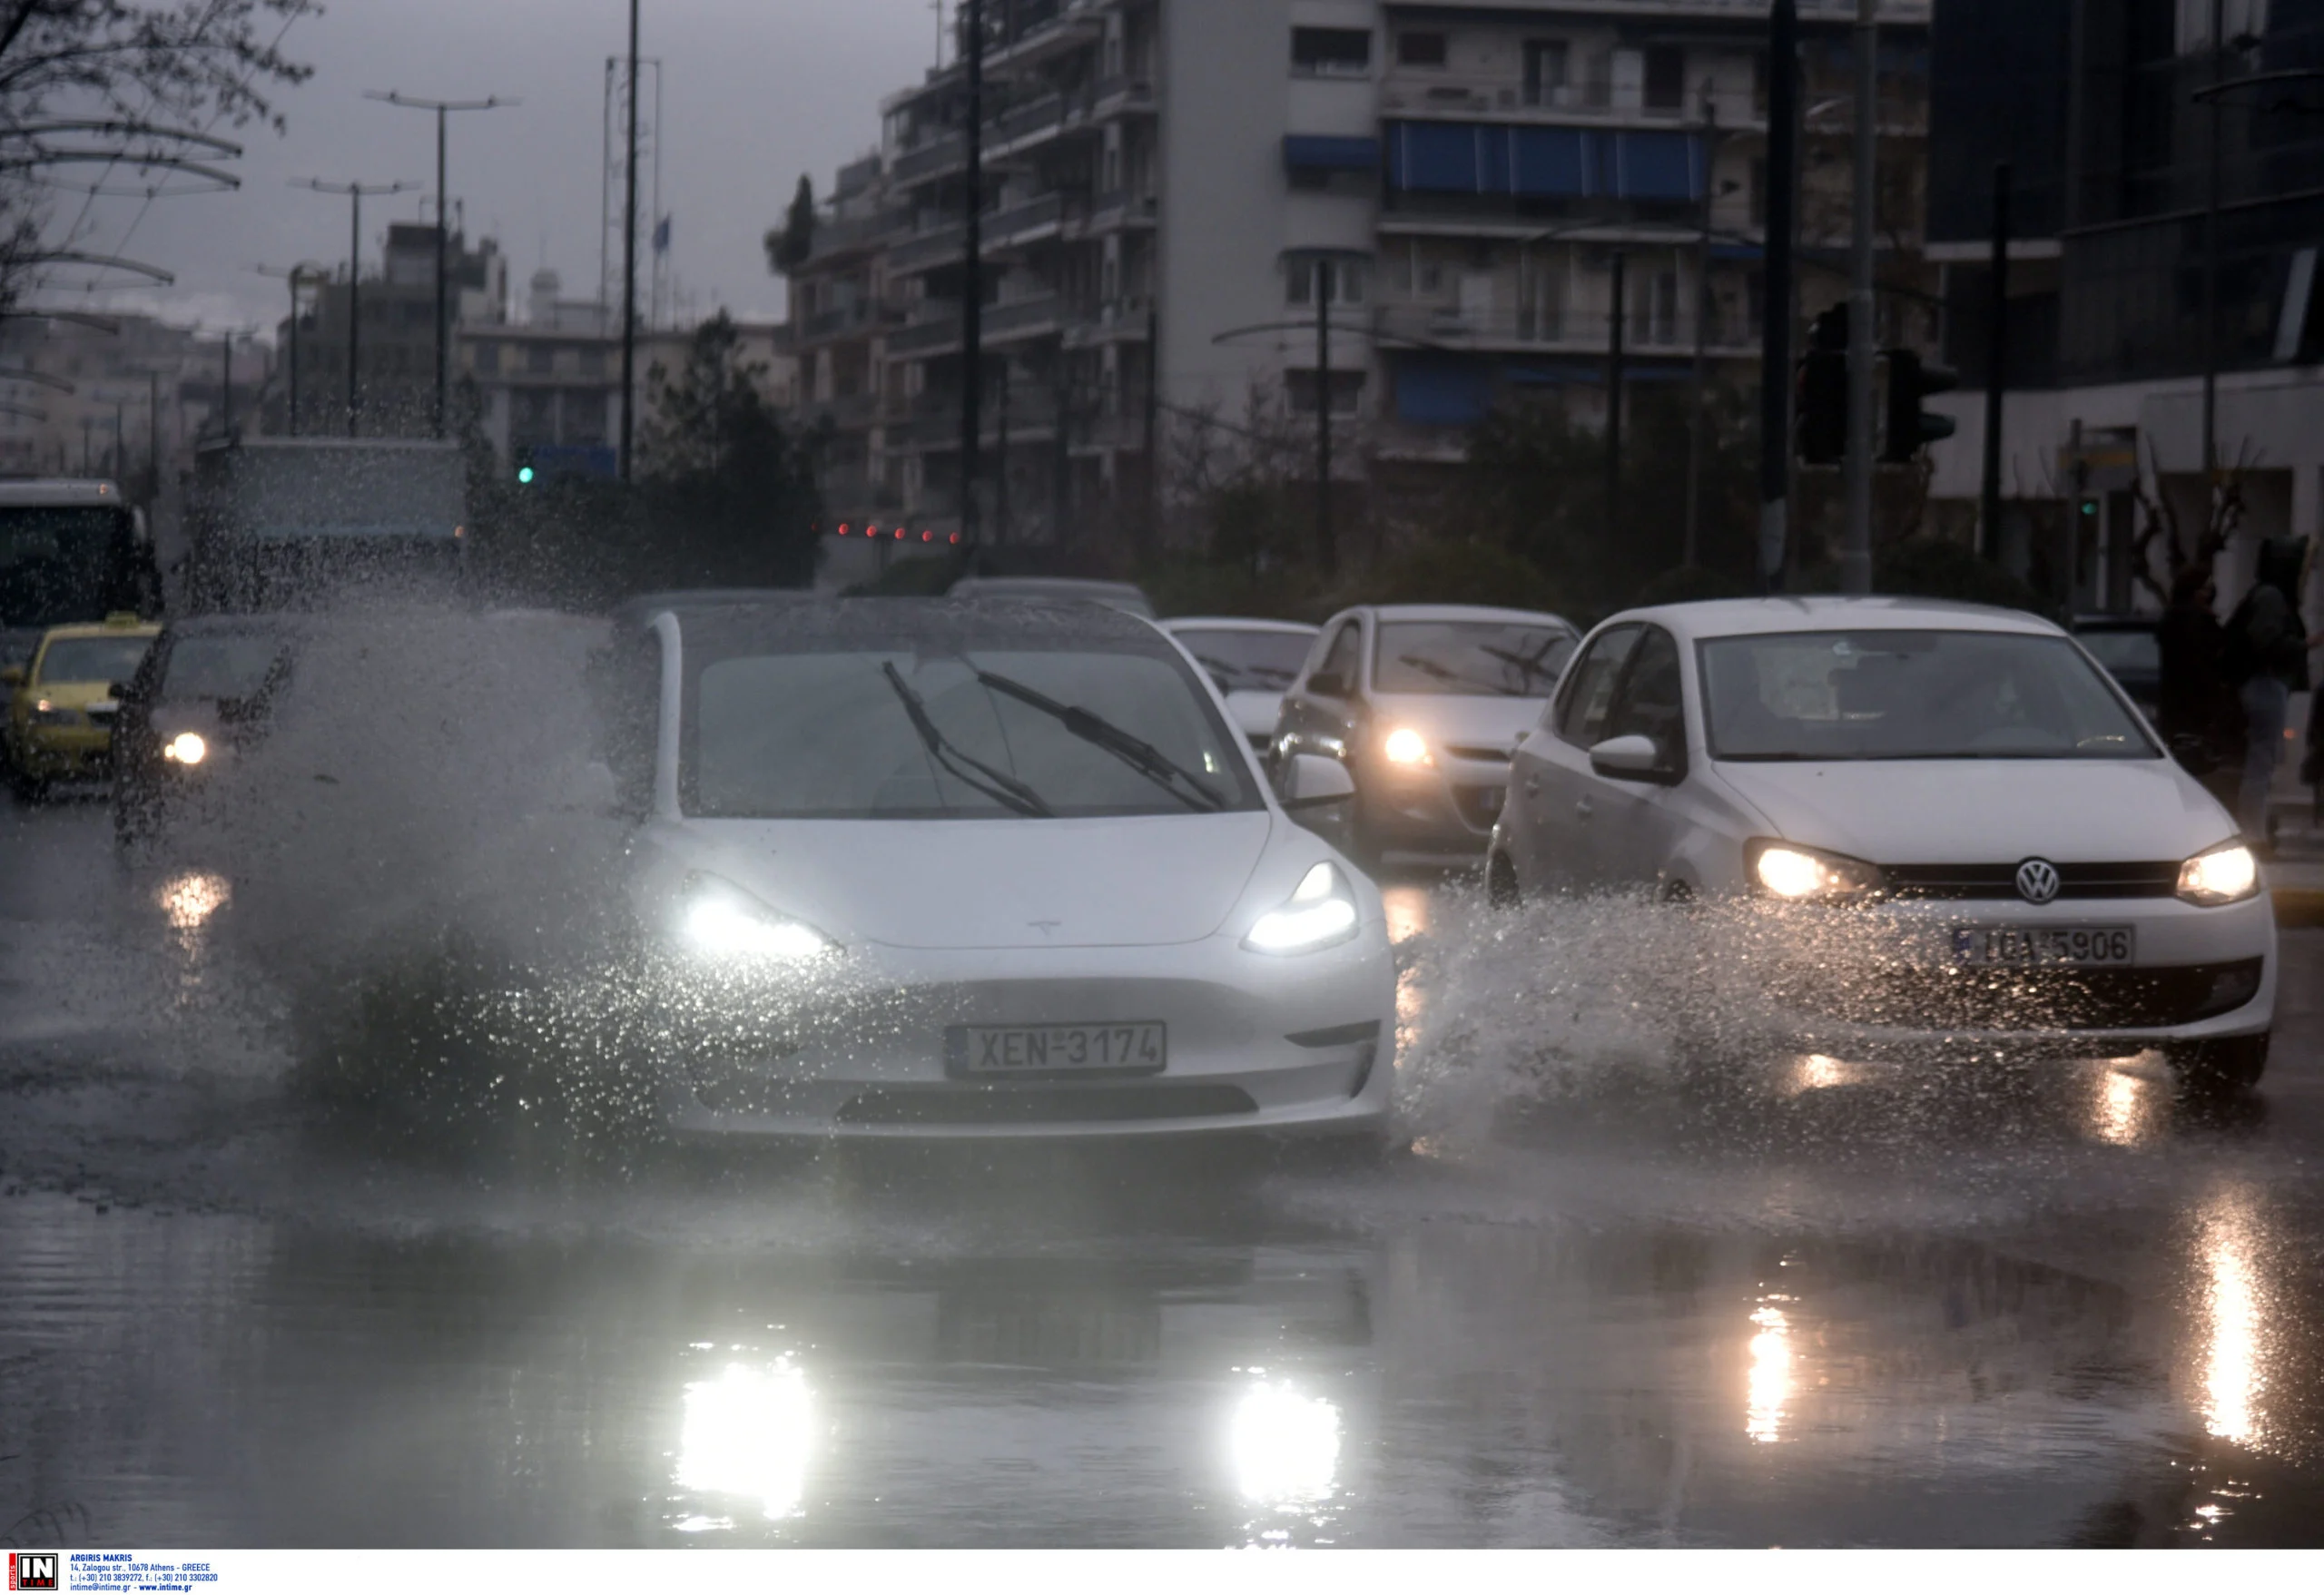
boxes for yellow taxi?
[2,614,160,792]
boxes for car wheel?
[1487,850,1521,910]
[2166,1033,2269,1102]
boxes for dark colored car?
[112,615,303,850]
[2072,615,2162,723]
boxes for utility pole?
[2201,0,2225,500]
[220,330,232,438]
[1759,0,1798,591]
[253,263,324,436]
[995,356,1011,541]
[960,0,986,546]
[1839,0,1878,596]
[366,92,519,439]
[1978,160,2011,561]
[1315,259,1335,578]
[1684,89,1719,571]
[1142,301,1160,556]
[293,178,417,438]
[147,370,159,499]
[1606,247,1628,533]
[621,0,642,480]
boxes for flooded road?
[4,795,2322,1548]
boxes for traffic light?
[1795,306,1848,466]
[514,444,537,486]
[1879,349,1959,463]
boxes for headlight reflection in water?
[1230,1380,1341,1508]
[675,1361,814,1520]
[1746,1299,1794,1445]
[156,871,231,930]
[2196,1189,2273,1449]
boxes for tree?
[637,310,822,588]
[0,2,314,310]
[764,173,814,275]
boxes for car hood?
[1223,690,1284,740]
[29,680,119,710]
[1369,692,1548,752]
[665,812,1280,950]
[1718,757,2234,863]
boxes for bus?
[0,478,161,670]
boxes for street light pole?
[365,91,519,439]
[960,0,986,546]
[621,0,642,481]
[1840,0,1879,596]
[1684,89,1719,571]
[1315,259,1335,578]
[2202,0,2226,504]
[1607,247,1627,533]
[1759,0,1799,591]
[292,178,417,438]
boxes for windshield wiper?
[1479,644,1564,686]
[1396,653,1527,697]
[1193,654,1293,693]
[881,662,1052,818]
[973,667,1229,812]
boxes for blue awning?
[1394,360,1493,426]
[1284,134,1380,173]
[1386,122,1703,202]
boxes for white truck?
[185,437,468,613]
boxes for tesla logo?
[1027,920,1061,937]
[2015,859,2062,905]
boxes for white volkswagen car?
[596,597,1396,1142]
[1486,597,2275,1097]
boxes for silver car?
[946,576,1156,618]
[1273,604,1580,864]
[1161,616,1321,759]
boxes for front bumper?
[650,926,1399,1142]
[1740,891,2278,1058]
[10,722,113,780]
[1363,754,1510,853]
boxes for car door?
[1278,616,1365,768]
[1507,624,1640,892]
[1589,624,1693,890]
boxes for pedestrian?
[2221,536,2310,849]
[2156,564,2242,807]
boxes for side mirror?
[1,665,22,688]
[1279,753,1355,810]
[1306,671,1348,700]
[1590,734,1669,782]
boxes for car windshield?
[163,634,291,700]
[1700,629,2160,762]
[2077,628,2161,678]
[0,507,133,630]
[685,640,1261,820]
[37,633,153,685]
[1175,627,1315,693]
[1374,622,1576,697]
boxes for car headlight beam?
[678,877,838,963]
[1748,840,1883,901]
[2178,842,2260,907]
[1244,861,1362,955]
[162,731,207,765]
[1382,727,1432,767]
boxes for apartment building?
[783,0,1930,546]
[281,223,509,439]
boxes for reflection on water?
[2196,1190,2270,1449]
[675,1361,814,1520]
[1229,1380,1340,1507]
[1382,885,1432,949]
[1384,884,1432,1066]
[2090,1061,2155,1148]
[1746,1300,1794,1445]
[1786,1054,1865,1095]
[157,871,231,930]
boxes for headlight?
[1243,861,1362,955]
[1381,727,1432,767]
[30,702,79,727]
[2178,842,2260,907]
[677,876,837,962]
[163,732,207,765]
[1748,839,1883,901]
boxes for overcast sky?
[43,0,938,340]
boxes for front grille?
[1883,861,2181,901]
[1443,744,1512,763]
[1452,783,1505,829]
[835,1084,1259,1126]
[1779,958,2263,1031]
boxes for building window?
[579,344,606,377]
[1523,41,1569,107]
[1288,369,1366,416]
[473,341,500,376]
[527,342,553,375]
[1644,45,1686,112]
[1285,258,1368,308]
[1397,32,1448,69]
[1291,27,1371,78]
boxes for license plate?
[948,1021,1167,1078]
[1950,926,2136,967]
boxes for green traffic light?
[2080,498,2099,516]
[517,466,535,484]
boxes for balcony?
[892,133,965,186]
[798,206,911,268]
[890,222,967,273]
[1380,77,1766,129]
[1376,300,1760,359]
[794,298,904,347]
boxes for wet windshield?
[162,635,291,700]
[1374,623,1576,697]
[687,645,1260,819]
[0,507,136,630]
[1175,628,1315,693]
[1701,630,2161,762]
[36,633,153,685]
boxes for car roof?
[1160,615,1319,635]
[950,576,1147,596]
[2070,614,2158,630]
[1344,604,1580,631]
[1606,596,2063,640]
[40,619,160,641]
[652,595,1170,652]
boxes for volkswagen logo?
[2015,859,2063,905]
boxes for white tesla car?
[1160,616,1320,757]
[596,597,1395,1142]
[1486,597,2276,1097]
